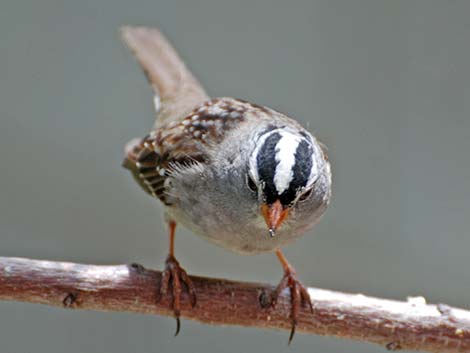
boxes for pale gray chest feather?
[164,128,331,255]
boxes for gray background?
[1,1,469,352]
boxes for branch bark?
[0,257,469,352]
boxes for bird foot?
[157,254,196,336]
[270,268,313,344]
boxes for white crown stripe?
[273,132,303,194]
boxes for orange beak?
[261,199,290,237]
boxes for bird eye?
[298,187,313,202]
[246,174,258,193]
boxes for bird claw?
[270,269,313,344]
[157,254,196,336]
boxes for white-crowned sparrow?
[121,26,332,341]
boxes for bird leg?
[271,249,313,344]
[157,220,196,335]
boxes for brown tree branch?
[0,257,469,352]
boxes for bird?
[121,26,332,342]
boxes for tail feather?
[121,26,209,127]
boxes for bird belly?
[166,205,305,255]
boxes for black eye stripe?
[291,140,313,189]
[256,132,282,204]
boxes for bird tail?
[120,26,209,127]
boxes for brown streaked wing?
[123,136,171,204]
[123,98,261,204]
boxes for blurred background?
[1,1,469,352]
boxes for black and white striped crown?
[249,127,319,205]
